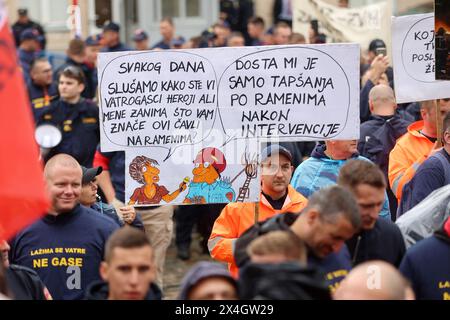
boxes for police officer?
[17,28,41,83]
[101,22,130,52]
[27,57,58,122]
[37,66,99,167]
[132,29,150,51]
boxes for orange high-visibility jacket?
[208,185,308,277]
[388,121,434,201]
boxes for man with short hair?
[247,16,265,46]
[152,17,175,50]
[9,154,118,300]
[38,66,100,167]
[209,144,308,277]
[17,28,41,82]
[210,22,231,48]
[273,22,292,45]
[27,57,58,121]
[389,99,450,202]
[83,34,102,100]
[54,38,96,99]
[234,185,361,291]
[101,22,130,53]
[227,32,245,47]
[334,260,413,300]
[132,29,150,51]
[12,8,46,49]
[178,262,238,300]
[84,34,102,67]
[85,227,161,300]
[247,230,307,265]
[338,160,406,266]
[291,140,391,218]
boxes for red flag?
[0,5,49,240]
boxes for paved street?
[162,230,214,300]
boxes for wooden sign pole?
[436,99,443,148]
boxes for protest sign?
[293,0,391,51]
[392,13,450,103]
[124,141,260,206]
[98,44,360,205]
[98,44,360,153]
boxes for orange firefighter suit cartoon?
[183,147,236,204]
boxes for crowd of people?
[1,0,449,301]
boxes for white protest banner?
[98,44,360,154]
[392,13,450,104]
[293,0,391,51]
[98,44,360,205]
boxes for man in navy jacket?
[234,185,362,293]
[338,160,406,267]
[405,112,450,209]
[400,216,450,300]
[9,154,118,300]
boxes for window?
[162,0,180,18]
[155,0,202,21]
[186,0,200,17]
[95,0,112,28]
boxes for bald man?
[9,154,118,300]
[334,261,414,300]
[358,85,411,215]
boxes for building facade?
[6,0,219,52]
[5,0,432,52]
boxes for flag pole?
[436,99,443,148]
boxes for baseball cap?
[368,39,386,53]
[18,8,28,16]
[171,36,186,47]
[132,29,148,41]
[20,28,40,42]
[81,166,103,185]
[103,21,120,33]
[85,34,101,46]
[260,144,293,164]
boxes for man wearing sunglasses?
[37,66,99,167]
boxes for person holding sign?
[208,145,308,277]
[389,100,450,203]
[128,155,187,205]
